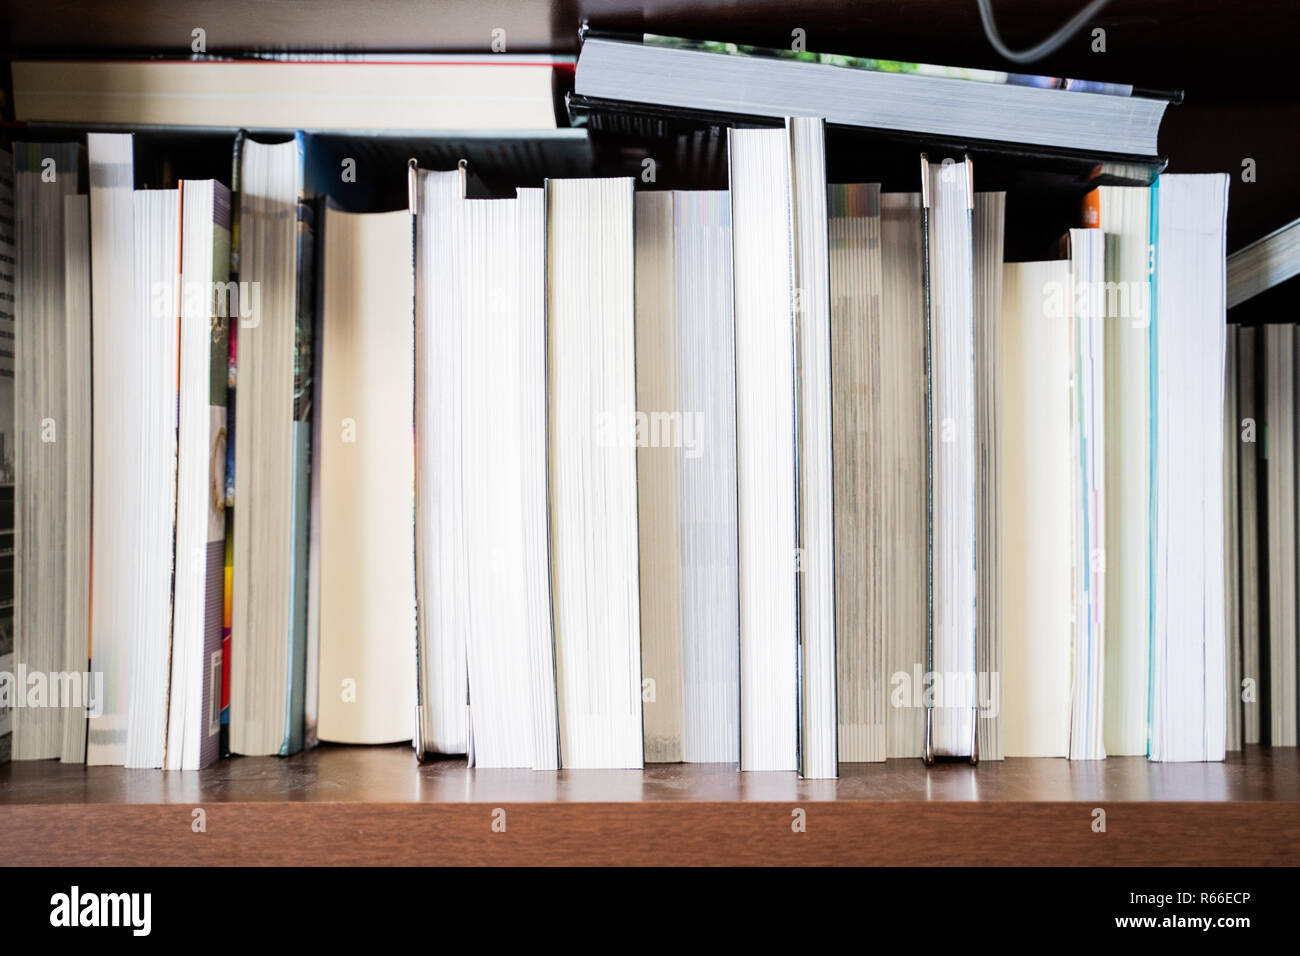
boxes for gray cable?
[976,0,1112,64]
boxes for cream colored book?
[316,206,416,745]
[1000,259,1073,758]
[12,57,560,131]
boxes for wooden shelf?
[3,745,1297,865]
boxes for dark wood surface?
[2,746,1298,864]
[3,743,1299,804]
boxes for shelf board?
[3,745,1297,865]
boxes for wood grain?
[2,746,1297,864]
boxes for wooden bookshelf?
[1,1,1297,869]
[2,746,1297,865]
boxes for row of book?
[0,117,1235,774]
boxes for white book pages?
[230,138,305,756]
[1067,227,1106,761]
[1097,185,1153,756]
[674,191,740,765]
[60,195,91,764]
[925,157,977,758]
[880,193,927,759]
[728,127,797,772]
[1001,260,1073,758]
[317,207,416,746]
[788,117,837,780]
[413,168,470,757]
[85,133,136,767]
[973,192,1006,760]
[124,188,180,771]
[635,189,741,766]
[1149,173,1229,762]
[547,177,643,769]
[829,183,885,764]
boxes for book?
[829,183,886,763]
[1000,258,1073,757]
[165,179,233,770]
[85,133,139,767]
[412,165,556,767]
[547,176,643,769]
[1263,323,1296,747]
[1086,184,1153,757]
[0,151,11,766]
[1148,173,1230,762]
[879,192,927,760]
[411,168,470,760]
[634,189,740,764]
[229,134,315,757]
[1237,326,1264,745]
[60,195,91,765]
[973,191,1006,760]
[316,205,416,746]
[1225,326,1242,751]
[12,142,82,761]
[1063,227,1107,761]
[11,56,564,131]
[1227,216,1300,309]
[923,154,977,759]
[123,186,182,770]
[574,34,1171,157]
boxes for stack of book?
[0,31,1252,775]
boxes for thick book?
[922,154,977,759]
[229,134,315,757]
[1148,173,1230,762]
[316,205,416,746]
[11,56,564,131]
[880,192,927,760]
[728,120,837,776]
[1085,184,1154,757]
[12,142,82,762]
[829,183,886,763]
[634,189,740,764]
[547,176,643,769]
[412,166,556,768]
[1001,258,1074,757]
[575,33,1172,158]
[165,179,233,771]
